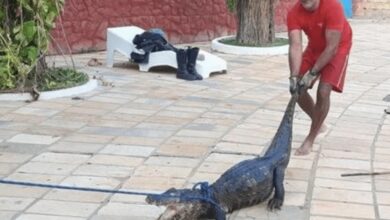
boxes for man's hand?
[298,69,319,89]
[289,76,299,94]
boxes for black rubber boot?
[176,49,197,81]
[187,47,203,80]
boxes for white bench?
[106,26,227,79]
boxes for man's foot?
[294,138,313,156]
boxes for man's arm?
[288,30,303,77]
[311,29,341,73]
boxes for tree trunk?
[236,0,275,45]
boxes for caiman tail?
[264,92,299,157]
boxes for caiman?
[146,92,299,220]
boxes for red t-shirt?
[287,0,352,56]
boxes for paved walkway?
[0,19,390,220]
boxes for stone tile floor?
[0,19,390,220]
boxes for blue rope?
[0,178,225,217]
[192,182,226,220]
[0,179,149,195]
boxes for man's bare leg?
[296,89,328,133]
[295,83,332,155]
[297,88,316,118]
[319,123,328,134]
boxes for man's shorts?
[299,48,349,93]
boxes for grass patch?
[219,37,289,47]
[37,67,89,91]
[0,67,89,94]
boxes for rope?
[0,179,149,195]
[0,178,225,217]
[193,182,226,220]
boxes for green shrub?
[0,0,65,90]
[226,0,237,12]
[37,67,89,91]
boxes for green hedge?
[0,0,64,90]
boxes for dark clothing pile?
[131,31,176,64]
[130,30,202,81]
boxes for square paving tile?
[7,134,60,145]
[26,200,99,217]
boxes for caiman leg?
[214,210,226,220]
[267,167,285,210]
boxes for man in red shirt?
[287,0,352,155]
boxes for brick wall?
[275,0,296,32]
[353,0,390,18]
[50,0,295,54]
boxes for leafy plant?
[37,68,89,91]
[0,0,65,91]
[226,0,237,12]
